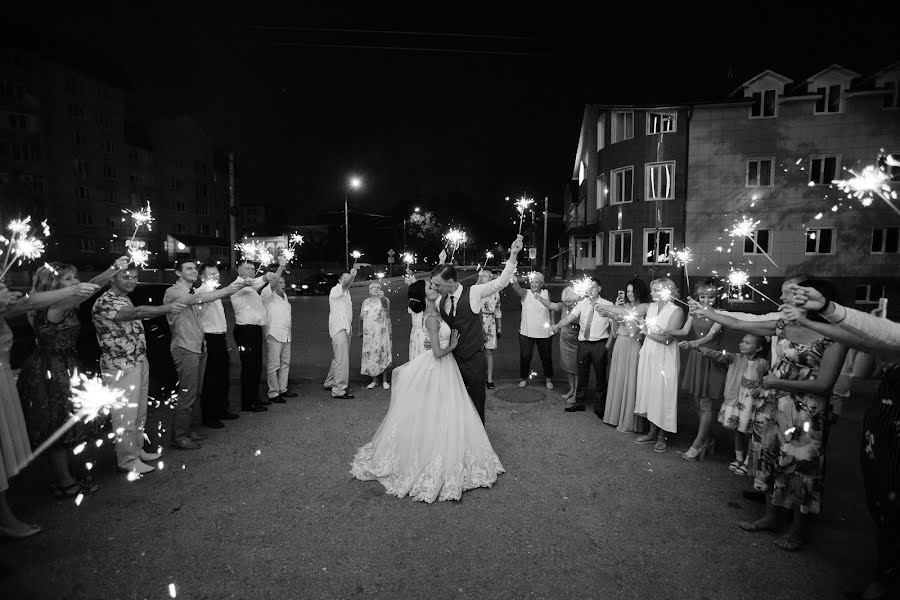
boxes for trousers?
[233,324,263,409]
[104,356,149,467]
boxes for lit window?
[647,112,676,134]
[645,162,675,200]
[643,228,673,265]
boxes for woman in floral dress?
[694,279,847,552]
[360,282,393,390]
[477,270,502,389]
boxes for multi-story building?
[567,60,900,310]
[0,34,232,277]
[569,104,689,294]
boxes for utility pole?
[542,196,549,274]
[344,194,350,270]
[228,152,236,268]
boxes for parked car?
[291,272,341,296]
[9,282,178,403]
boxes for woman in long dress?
[477,270,503,389]
[360,282,393,390]
[350,279,504,503]
[406,280,427,361]
[534,287,579,400]
[599,277,684,452]
[603,278,650,433]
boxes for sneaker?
[138,450,162,462]
[121,459,155,475]
[382,381,390,390]
[518,380,527,388]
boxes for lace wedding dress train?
[350,317,504,503]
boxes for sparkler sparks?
[832,163,900,217]
[443,229,467,261]
[0,216,50,281]
[672,247,693,288]
[571,276,594,298]
[514,195,534,235]
[728,216,781,271]
[727,270,778,306]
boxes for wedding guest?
[324,268,357,399]
[262,275,295,402]
[599,277,684,452]
[603,279,650,433]
[477,270,503,389]
[551,277,614,416]
[671,279,725,461]
[406,280,427,361]
[535,286,579,401]
[92,266,186,474]
[695,279,847,552]
[231,260,285,411]
[164,260,248,450]
[197,265,239,427]
[17,258,127,497]
[360,282,392,390]
[0,281,99,537]
[510,271,554,389]
[784,286,898,596]
[684,333,768,469]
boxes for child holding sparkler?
[597,277,684,452]
[685,333,768,470]
[672,279,726,461]
[17,258,128,498]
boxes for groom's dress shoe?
[564,405,586,412]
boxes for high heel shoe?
[701,439,717,459]
[682,446,703,461]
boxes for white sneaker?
[546,380,554,390]
[139,450,162,462]
[382,381,390,390]
[518,380,527,388]
[366,381,378,389]
[121,459,155,475]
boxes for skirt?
[603,335,641,432]
[0,362,31,491]
[681,349,725,401]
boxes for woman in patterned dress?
[360,282,393,390]
[694,279,847,552]
[477,270,503,389]
[535,286,579,401]
[16,259,127,499]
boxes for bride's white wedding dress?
[350,314,504,503]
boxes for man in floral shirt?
[92,267,186,475]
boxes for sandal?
[733,464,748,476]
[728,460,741,472]
[773,535,804,552]
[635,434,656,444]
[653,439,667,453]
[51,478,99,498]
[739,520,775,532]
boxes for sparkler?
[0,216,50,281]
[672,247,693,288]
[123,203,154,243]
[729,216,781,271]
[655,286,690,308]
[514,195,534,235]
[476,250,494,271]
[236,240,275,274]
[832,162,900,217]
[727,270,778,306]
[443,229,467,262]
[571,276,594,298]
[16,371,127,471]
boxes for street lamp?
[345,176,362,270]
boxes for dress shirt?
[197,281,227,334]
[443,258,517,316]
[328,282,353,337]
[164,280,205,353]
[262,286,292,343]
[232,275,267,326]
[570,297,614,342]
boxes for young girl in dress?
[685,333,768,470]
[599,277,684,452]
[477,270,502,389]
[406,280,427,361]
[672,280,725,461]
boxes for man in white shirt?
[429,235,523,422]
[231,260,283,412]
[325,267,358,399]
[197,264,239,427]
[262,275,294,402]
[551,277,615,416]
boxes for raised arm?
[342,268,358,292]
[1,283,100,318]
[473,236,522,300]
[87,256,130,287]
[690,303,776,337]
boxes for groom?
[430,235,523,423]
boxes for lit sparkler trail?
[0,216,50,281]
[280,247,295,263]
[514,195,534,235]
[832,163,900,217]
[571,276,593,298]
[127,246,150,268]
[672,247,693,288]
[655,286,689,308]
[443,229,467,261]
[16,371,127,471]
[729,215,781,271]
[124,203,154,243]
[727,270,778,306]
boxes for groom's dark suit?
[440,286,488,423]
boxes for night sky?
[7,3,899,252]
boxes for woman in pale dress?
[350,279,504,503]
[599,277,684,452]
[603,279,650,433]
[477,270,503,389]
[360,282,393,389]
[406,280,427,361]
[534,286,579,400]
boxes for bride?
[350,279,504,503]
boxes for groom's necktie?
[450,295,456,317]
[584,301,595,340]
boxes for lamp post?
[345,176,362,270]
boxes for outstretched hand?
[509,235,524,256]
[779,304,809,323]
[787,284,828,312]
